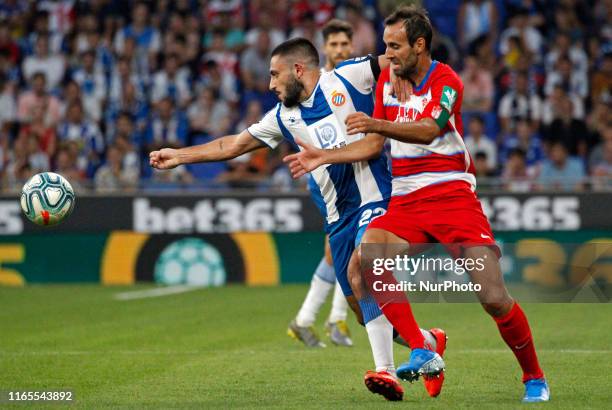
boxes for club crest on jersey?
[330,91,346,106]
[315,123,338,148]
[431,105,442,119]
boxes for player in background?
[150,37,439,401]
[287,19,357,349]
[284,6,549,403]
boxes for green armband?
[434,108,451,129]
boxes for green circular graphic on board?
[154,238,226,286]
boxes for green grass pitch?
[0,285,610,408]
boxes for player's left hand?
[283,138,326,179]
[389,70,412,103]
[345,112,381,135]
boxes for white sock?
[328,281,348,323]
[295,275,334,327]
[365,314,396,375]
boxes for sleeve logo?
[440,86,457,112]
[314,123,338,148]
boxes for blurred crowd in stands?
[0,0,610,192]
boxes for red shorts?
[368,181,500,258]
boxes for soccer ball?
[20,172,75,226]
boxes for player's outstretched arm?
[346,112,440,145]
[149,130,265,170]
[283,134,385,179]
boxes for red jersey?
[374,61,476,197]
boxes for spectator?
[344,4,376,56]
[23,10,63,56]
[474,151,493,178]
[544,55,588,99]
[431,26,459,68]
[143,97,188,149]
[542,85,585,126]
[537,141,586,191]
[197,59,239,105]
[498,71,542,133]
[17,101,56,158]
[545,32,588,80]
[23,133,49,175]
[589,123,612,172]
[499,9,543,60]
[17,72,62,127]
[53,144,84,185]
[289,12,324,53]
[0,24,19,64]
[240,31,271,94]
[151,53,191,107]
[114,2,161,56]
[94,144,138,191]
[461,55,494,113]
[106,82,149,138]
[22,35,65,91]
[542,91,589,156]
[56,101,104,177]
[0,75,16,133]
[108,56,145,105]
[71,50,107,122]
[591,139,612,191]
[590,53,612,105]
[464,116,497,173]
[502,148,535,192]
[457,0,498,53]
[0,48,19,91]
[188,87,231,137]
[4,135,33,187]
[203,11,246,53]
[499,119,544,167]
[203,29,239,98]
[245,10,286,49]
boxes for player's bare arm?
[283,134,385,179]
[345,112,440,145]
[149,130,265,169]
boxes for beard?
[282,75,305,107]
[394,61,418,79]
[393,54,419,79]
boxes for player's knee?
[482,300,513,318]
[348,264,363,293]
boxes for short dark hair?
[384,5,433,51]
[322,19,353,42]
[470,115,484,125]
[271,38,319,68]
[509,148,527,159]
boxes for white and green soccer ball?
[20,172,75,226]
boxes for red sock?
[494,302,544,382]
[380,302,425,349]
[363,263,425,350]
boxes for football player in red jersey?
[284,5,549,403]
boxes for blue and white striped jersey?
[247,56,391,227]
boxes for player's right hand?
[283,138,326,179]
[149,148,180,169]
